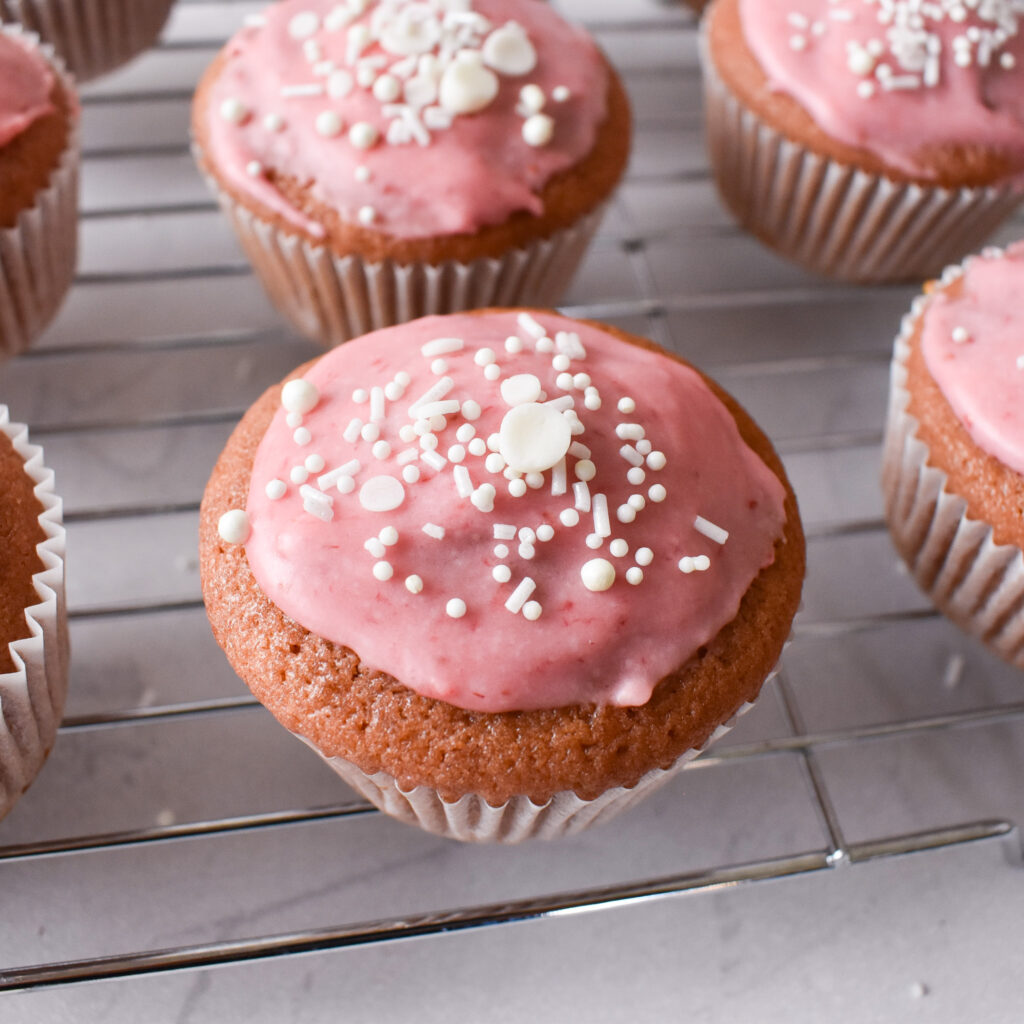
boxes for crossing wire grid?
[4,0,1024,1018]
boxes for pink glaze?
[738,0,1024,181]
[200,0,610,239]
[0,33,55,149]
[921,241,1024,475]
[242,312,788,713]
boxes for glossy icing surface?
[921,241,1024,475]
[200,0,609,238]
[0,33,55,150]
[738,0,1024,180]
[240,312,787,713]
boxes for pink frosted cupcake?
[703,0,1024,282]
[884,241,1024,663]
[191,0,630,347]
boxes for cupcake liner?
[199,156,605,348]
[701,40,1024,284]
[0,23,79,361]
[882,259,1024,665]
[294,698,758,843]
[0,0,175,82]
[0,406,68,821]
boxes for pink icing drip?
[243,312,788,713]
[202,0,609,239]
[921,241,1024,475]
[738,0,1024,181]
[0,33,55,149]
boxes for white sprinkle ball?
[246,160,263,178]
[361,422,381,443]
[304,454,325,473]
[290,465,309,484]
[419,433,438,451]
[509,478,528,497]
[518,543,535,560]
[585,533,603,549]
[456,424,476,443]
[647,451,667,470]
[617,397,636,414]
[536,524,555,542]
[352,388,369,403]
[951,326,970,344]
[522,113,554,147]
[556,372,574,391]
[265,479,287,501]
[264,112,285,132]
[581,558,616,592]
[315,110,343,137]
[395,371,411,387]
[522,601,542,621]
[485,452,506,474]
[385,382,403,402]
[293,427,312,446]
[526,472,544,490]
[448,445,466,463]
[219,97,248,124]
[430,358,448,375]
[610,538,629,558]
[505,335,524,354]
[626,567,644,586]
[519,83,546,112]
[357,205,377,226]
[286,412,303,429]
[627,467,646,486]
[282,378,320,414]
[446,598,467,619]
[373,561,394,581]
[494,544,509,559]
[399,424,417,443]
[536,337,555,353]
[462,400,482,421]
[493,564,512,583]
[560,508,580,527]
[484,364,501,381]
[288,10,320,39]
[379,526,399,546]
[487,433,502,452]
[649,484,667,503]
[474,347,496,366]
[574,459,596,482]
[405,575,423,594]
[218,509,250,544]
[552,85,570,102]
[628,494,646,511]
[635,547,654,567]
[636,439,653,456]
[337,475,356,494]
[372,440,392,460]
[349,122,379,149]
[402,465,420,484]
[616,505,637,524]
[373,73,401,102]
[552,354,571,372]
[468,437,487,456]
[573,373,592,390]
[355,164,372,183]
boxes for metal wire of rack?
[4,0,1024,1017]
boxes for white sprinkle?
[304,454,325,474]
[422,337,465,358]
[453,465,474,498]
[522,601,542,621]
[616,505,636,524]
[368,386,386,423]
[952,326,971,344]
[505,335,524,355]
[409,376,454,416]
[585,533,603,550]
[318,460,361,492]
[280,83,324,98]
[555,331,586,359]
[620,445,644,468]
[616,423,645,441]
[448,445,466,463]
[560,508,580,527]
[288,11,320,39]
[471,484,496,513]
[364,537,386,558]
[494,544,509,559]
[636,439,653,456]
[442,597,465,619]
[293,427,312,446]
[545,395,575,413]
[264,112,285,132]
[509,478,528,497]
[468,438,487,456]
[315,110,343,137]
[517,312,546,339]
[431,358,448,375]
[628,494,646,511]
[536,524,555,542]
[610,538,629,558]
[361,422,380,443]
[518,543,536,560]
[422,522,445,540]
[551,458,567,496]
[337,476,355,494]
[282,378,319,414]
[584,390,601,412]
[300,484,334,522]
[405,574,423,594]
[219,97,248,124]
[359,475,405,513]
[290,465,309,485]
[552,86,570,103]
[396,448,419,467]
[373,561,394,581]
[501,373,542,406]
[372,440,391,460]
[593,493,610,538]
[574,459,596,482]
[525,472,544,490]
[474,347,497,366]
[505,577,537,614]
[246,160,263,178]
[635,547,654,567]
[218,509,250,544]
[484,364,501,381]
[416,399,460,419]
[494,525,517,540]
[493,564,512,583]
[399,425,417,443]
[573,481,592,512]
[358,206,377,226]
[627,467,646,486]
[522,113,554,147]
[647,450,667,470]
[649,484,667,503]
[343,418,363,443]
[402,465,420,484]
[421,450,447,472]
[378,526,399,547]
[462,400,482,421]
[580,558,615,593]
[327,68,354,98]
[694,515,729,545]
[626,567,644,586]
[485,452,507,474]
[552,354,571,373]
[456,423,476,444]
[266,479,287,501]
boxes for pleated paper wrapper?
[0,408,68,822]
[0,0,174,81]
[0,23,79,361]
[701,40,1023,284]
[293,697,760,844]
[882,258,1024,666]
[200,159,605,348]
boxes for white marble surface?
[3,0,1024,1019]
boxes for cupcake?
[191,0,631,348]
[0,406,68,822]
[0,24,79,362]
[199,309,804,842]
[884,241,1024,665]
[702,0,1024,283]
[0,0,176,82]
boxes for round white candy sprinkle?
[519,83,545,113]
[574,459,596,482]
[560,508,580,527]
[414,420,431,437]
[399,424,417,443]
[552,86,570,103]
[494,544,509,559]
[505,335,524,354]
[372,440,392,460]
[618,397,636,414]
[372,74,401,102]
[493,564,512,583]
[361,422,380,443]
[573,373,592,390]
[349,122,379,149]
[356,65,377,88]
[288,11,320,39]
[359,475,405,512]
[485,452,506,474]
[501,373,542,407]
[522,601,542,621]
[482,22,537,76]
[282,378,319,414]
[694,555,710,571]
[337,476,355,494]
[522,113,554,147]
[474,347,496,366]
[304,454,325,473]
[439,53,499,114]
[626,567,644,586]
[536,524,555,542]
[627,467,646,486]
[446,598,467,619]
[405,574,423,594]
[536,337,554,354]
[328,69,354,99]
[584,391,601,411]
[462,400,482,421]
[617,505,636,524]
[649,484,667,503]
[610,538,629,558]
[395,371,410,387]
[518,544,535,560]
[525,472,544,490]
[420,433,438,451]
[352,388,369,403]
[636,439,653,456]
[509,478,528,497]
[487,434,502,451]
[951,326,970,344]
[218,509,250,544]
[456,424,476,443]
[358,206,377,226]
[499,402,572,474]
[219,97,248,124]
[315,110,343,137]
[581,558,615,592]
[647,451,667,470]
[373,561,394,581]
[355,165,372,184]
[429,415,447,433]
[483,364,501,381]
[628,494,646,511]
[556,372,574,391]
[264,112,285,132]
[519,527,536,543]
[401,465,420,485]
[286,412,303,429]
[448,445,466,463]
[468,438,487,456]
[379,526,399,546]
[431,358,448,375]
[293,427,312,446]
[679,557,695,574]
[635,547,654,567]
[290,466,309,484]
[246,160,263,178]
[552,354,571,372]
[585,533,603,549]
[266,479,287,501]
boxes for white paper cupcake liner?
[201,162,605,348]
[0,24,79,361]
[701,39,1024,284]
[0,0,174,82]
[0,407,68,822]
[882,254,1024,665]
[294,696,758,843]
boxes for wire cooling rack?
[4,0,1024,1018]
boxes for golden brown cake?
[200,310,804,840]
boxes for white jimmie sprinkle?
[694,515,729,545]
